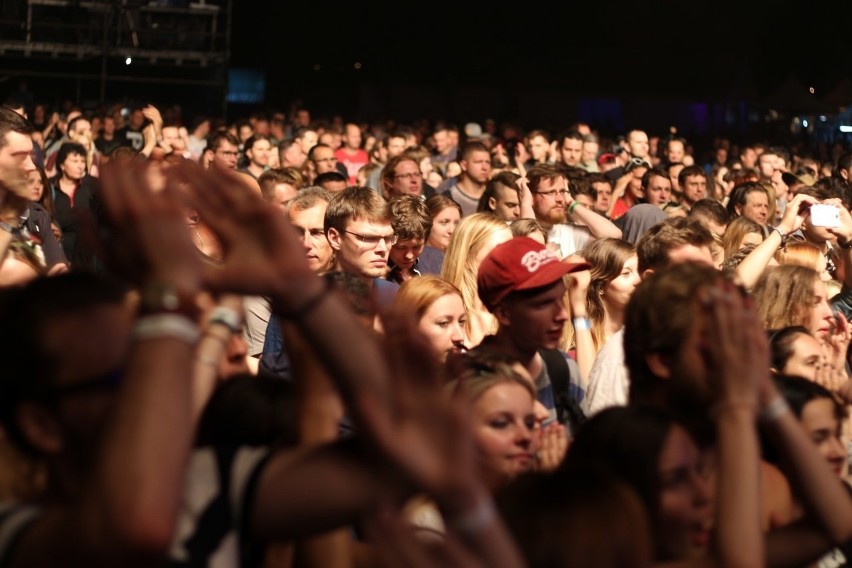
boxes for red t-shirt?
[335,148,369,184]
[610,198,631,221]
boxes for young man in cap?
[474,237,588,431]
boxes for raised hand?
[536,422,567,472]
[699,281,766,410]
[778,193,818,234]
[822,198,852,244]
[176,163,317,309]
[96,160,202,295]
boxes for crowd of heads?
[2,95,852,566]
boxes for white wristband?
[208,305,242,333]
[573,317,591,331]
[133,314,200,344]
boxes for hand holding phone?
[810,204,840,228]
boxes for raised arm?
[10,161,203,566]
[734,193,814,290]
[564,191,622,240]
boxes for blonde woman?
[722,216,764,260]
[754,265,850,392]
[441,213,513,346]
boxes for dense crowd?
[1,97,852,567]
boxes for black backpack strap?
[540,349,586,432]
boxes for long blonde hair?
[722,217,763,260]
[441,213,509,340]
[753,265,820,331]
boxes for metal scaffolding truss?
[0,0,232,98]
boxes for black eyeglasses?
[343,230,398,248]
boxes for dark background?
[2,0,852,137]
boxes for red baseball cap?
[477,237,590,311]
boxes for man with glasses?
[263,186,399,376]
[525,164,622,258]
[205,131,240,170]
[381,155,424,199]
[307,143,339,184]
[325,186,399,297]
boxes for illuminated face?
[603,254,640,311]
[627,167,648,201]
[282,143,306,168]
[560,137,583,167]
[389,237,425,274]
[592,181,613,214]
[532,176,569,225]
[472,382,537,487]
[739,191,769,226]
[645,174,672,205]
[344,124,362,150]
[780,332,822,382]
[627,131,650,158]
[386,136,406,158]
[417,292,467,360]
[582,140,599,165]
[434,130,450,154]
[489,184,520,222]
[758,154,776,179]
[0,131,36,186]
[529,135,550,162]
[247,139,271,167]
[681,175,707,205]
[463,150,492,184]
[288,204,334,273]
[667,140,685,164]
[298,130,318,154]
[807,280,834,342]
[388,159,423,197]
[213,140,239,169]
[27,169,44,201]
[70,119,92,141]
[329,218,396,279]
[800,398,846,477]
[311,146,339,175]
[60,152,87,181]
[740,148,757,169]
[500,280,569,352]
[428,206,461,251]
[161,126,184,151]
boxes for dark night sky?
[229,1,852,105]
[5,0,849,127]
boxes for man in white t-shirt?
[525,164,622,258]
